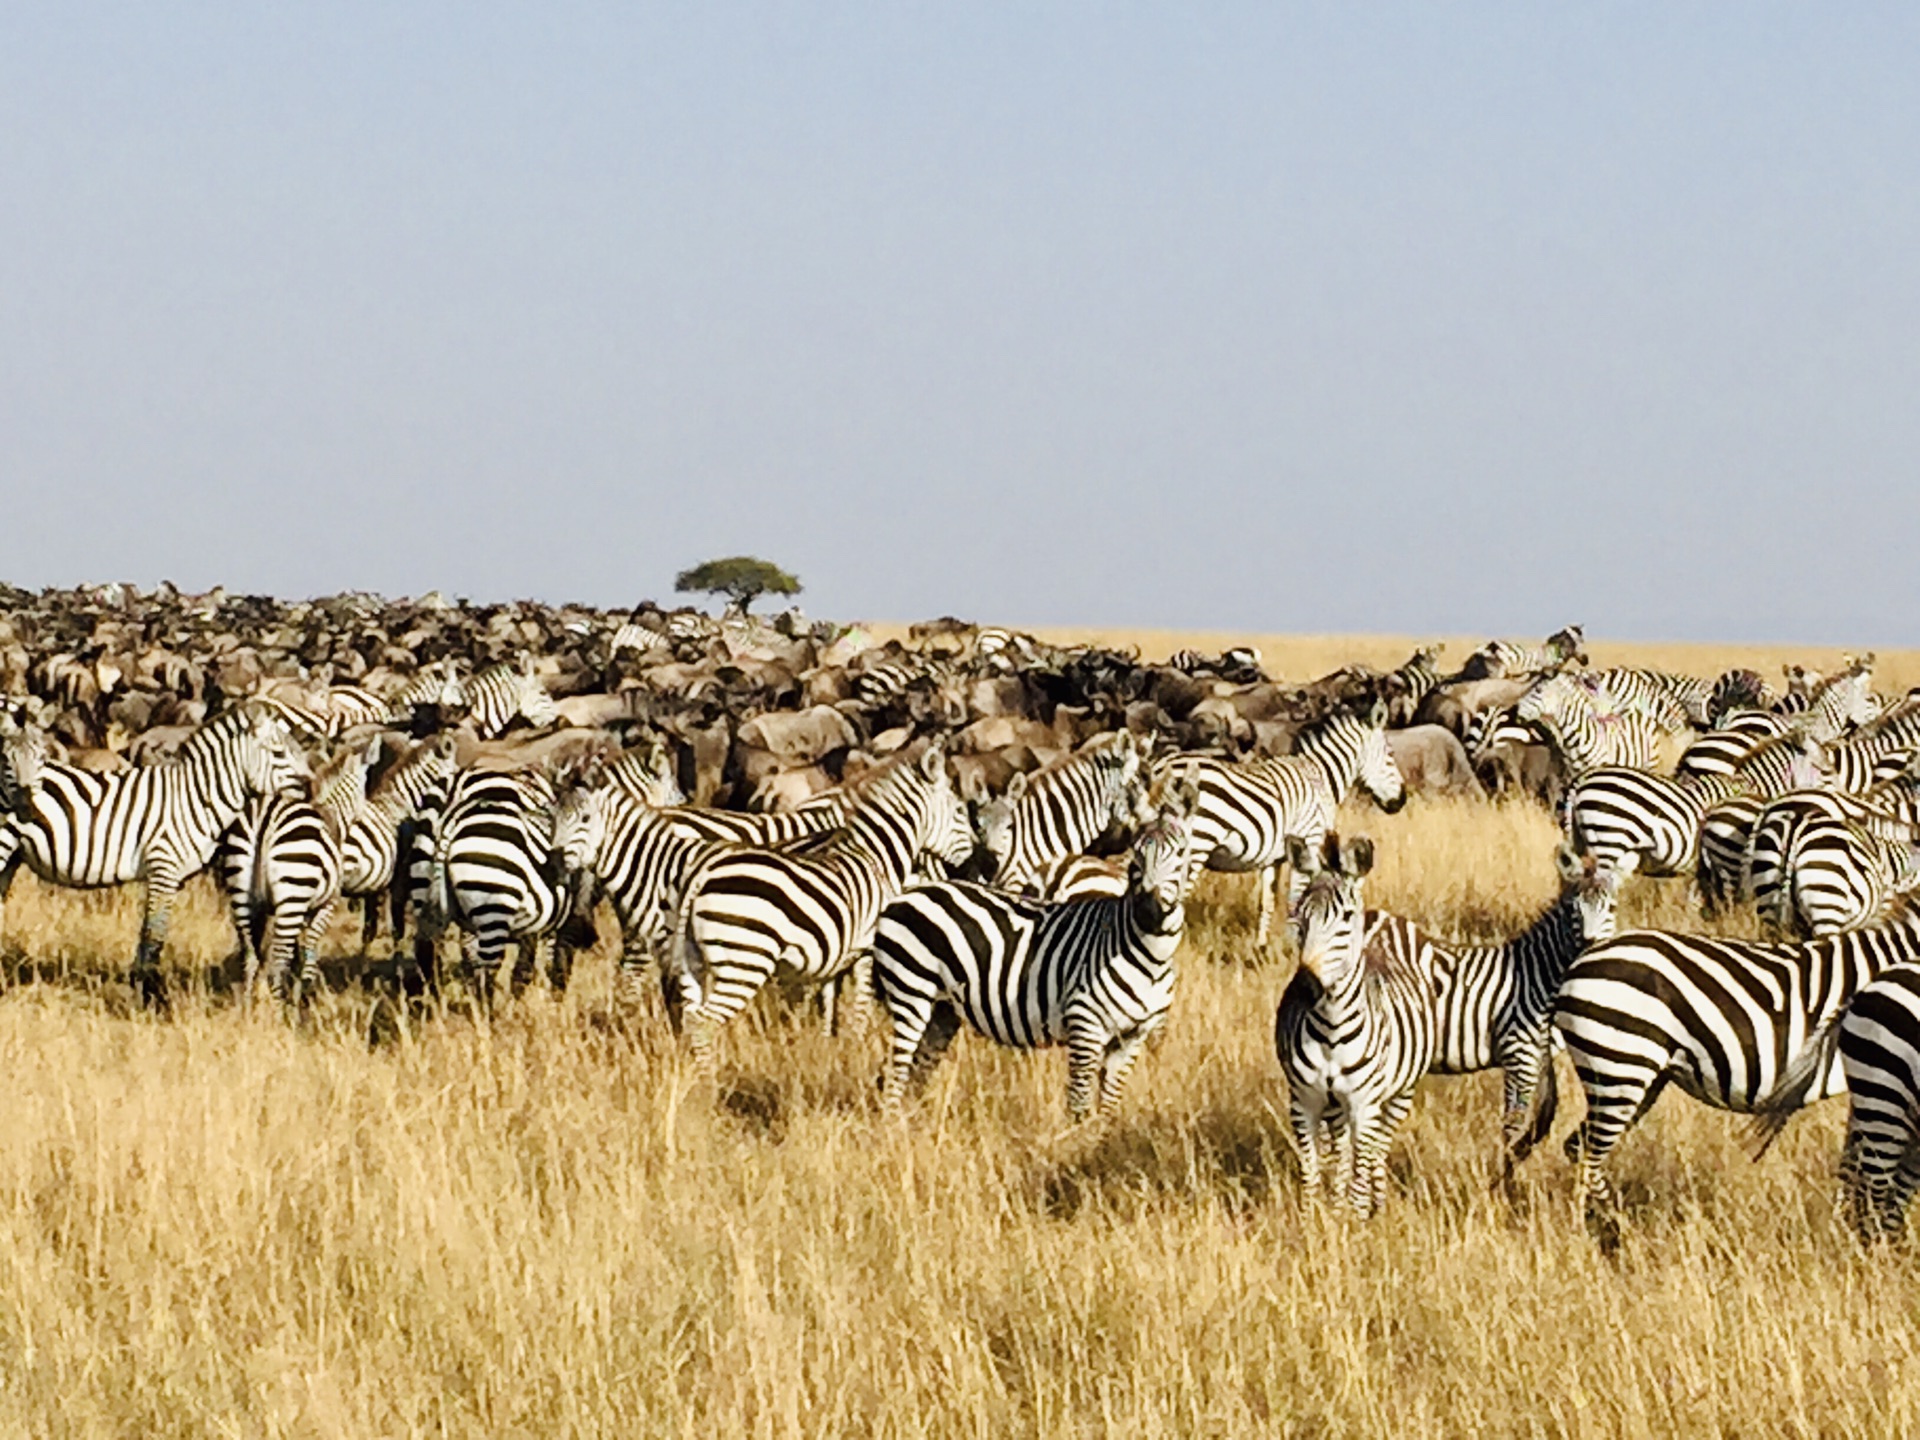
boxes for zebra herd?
[11,623,1920,1247]
[1287,645,1920,1245]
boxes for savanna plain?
[2,633,1917,1438]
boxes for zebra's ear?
[1168,773,1200,819]
[1343,835,1375,878]
[1365,698,1387,729]
[1286,835,1315,875]
[1004,772,1028,804]
[918,743,946,781]
[955,768,984,804]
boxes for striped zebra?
[1552,900,1920,1244]
[1742,766,1920,930]
[1157,701,1406,946]
[553,777,855,1015]
[1676,709,1795,779]
[1567,729,1827,884]
[0,706,309,1004]
[1350,847,1620,1180]
[668,745,979,1062]
[213,793,342,1002]
[1025,853,1130,901]
[0,715,50,816]
[972,733,1148,894]
[1707,669,1775,723]
[463,658,559,737]
[1584,668,1706,732]
[410,766,593,1002]
[1459,625,1586,682]
[871,785,1199,1121]
[1785,962,1920,1241]
[1771,815,1920,939]
[312,732,462,946]
[1275,832,1436,1215]
[317,662,465,736]
[1514,673,1662,778]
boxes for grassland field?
[1,632,1917,1437]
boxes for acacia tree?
[674,556,802,616]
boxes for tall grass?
[0,633,1913,1436]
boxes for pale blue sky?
[4,6,1917,642]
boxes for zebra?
[1567,730,1828,886]
[970,732,1149,894]
[1770,815,1920,939]
[1707,669,1775,724]
[870,784,1200,1121]
[668,745,980,1062]
[1781,962,1920,1241]
[1552,900,1920,1244]
[1156,701,1406,947]
[1743,770,1920,934]
[410,766,592,1003]
[463,658,559,737]
[0,714,50,817]
[0,705,309,1005]
[1349,847,1621,1180]
[1583,668,1704,732]
[1274,832,1438,1215]
[317,661,465,736]
[213,792,342,1002]
[551,775,855,1015]
[1459,624,1586,682]
[1025,853,1131,901]
[1676,709,1796,780]
[1514,673,1662,778]
[312,732,462,946]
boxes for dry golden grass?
[1,632,1917,1437]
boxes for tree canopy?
[673,556,802,614]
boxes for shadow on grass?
[1034,1097,1296,1220]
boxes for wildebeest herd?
[4,582,1920,1247]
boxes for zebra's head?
[1129,774,1201,929]
[1087,730,1152,833]
[1556,845,1620,946]
[0,714,50,817]
[551,774,611,878]
[1298,702,1405,813]
[223,707,311,798]
[607,741,685,807]
[968,770,1024,877]
[909,744,984,878]
[1287,832,1373,991]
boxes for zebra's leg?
[297,897,336,1007]
[0,835,18,961]
[1570,1067,1669,1251]
[1498,1028,1559,1179]
[507,936,545,998]
[1287,1086,1332,1198]
[1064,1021,1107,1124]
[1096,1018,1162,1117]
[681,949,777,1071]
[829,953,876,1040]
[1881,1146,1920,1244]
[878,987,938,1114]
[133,868,182,1010]
[262,906,302,1005]
[1347,1090,1414,1218]
[1255,865,1278,948]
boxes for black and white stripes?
[872,787,1198,1120]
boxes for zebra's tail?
[1745,1015,1846,1160]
